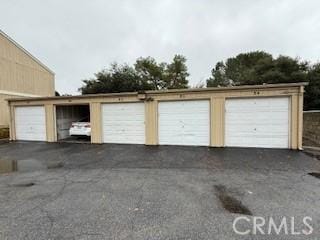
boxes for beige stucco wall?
[8,84,305,149]
[0,32,55,127]
[0,94,11,128]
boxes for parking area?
[0,142,319,239]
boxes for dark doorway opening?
[56,105,91,143]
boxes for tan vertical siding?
[9,105,15,140]
[297,87,304,149]
[290,95,298,149]
[0,33,54,96]
[0,94,11,127]
[211,97,225,147]
[45,104,55,142]
[145,100,158,145]
[90,102,102,143]
[0,32,55,127]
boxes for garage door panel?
[15,113,44,120]
[103,113,144,120]
[227,137,287,148]
[228,131,288,137]
[103,121,144,126]
[103,128,145,133]
[16,119,45,125]
[16,125,46,132]
[104,133,144,138]
[102,103,145,144]
[226,98,288,109]
[255,126,288,133]
[16,133,46,141]
[15,106,46,141]
[252,138,287,148]
[158,100,210,146]
[227,123,289,133]
[225,97,289,148]
[103,128,145,134]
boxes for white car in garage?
[69,117,91,136]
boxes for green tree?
[79,55,190,94]
[258,56,308,84]
[134,57,166,90]
[206,61,230,87]
[206,51,308,87]
[164,55,189,89]
[207,51,273,87]
[305,63,320,110]
[206,51,319,110]
[79,63,152,94]
[226,51,272,85]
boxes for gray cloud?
[1,0,319,94]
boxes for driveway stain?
[47,161,64,169]
[0,159,64,173]
[214,185,252,215]
[10,182,35,187]
[308,172,320,179]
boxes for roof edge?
[0,29,55,75]
[7,82,308,102]
[145,82,308,94]
[0,90,42,97]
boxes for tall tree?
[79,63,152,94]
[207,51,273,87]
[164,55,189,89]
[257,56,308,84]
[206,61,230,87]
[305,63,320,110]
[225,51,272,85]
[79,55,190,94]
[206,51,318,110]
[206,51,308,87]
[134,57,166,90]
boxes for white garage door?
[158,100,210,146]
[102,102,145,144]
[15,106,46,141]
[225,97,289,148]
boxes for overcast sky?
[1,0,319,94]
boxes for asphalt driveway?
[0,142,319,239]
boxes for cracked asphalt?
[0,142,320,240]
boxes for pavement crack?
[39,207,55,239]
[14,169,71,219]
[129,180,147,234]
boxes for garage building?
[7,82,306,149]
[0,30,55,139]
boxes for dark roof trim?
[0,29,54,75]
[7,82,308,102]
